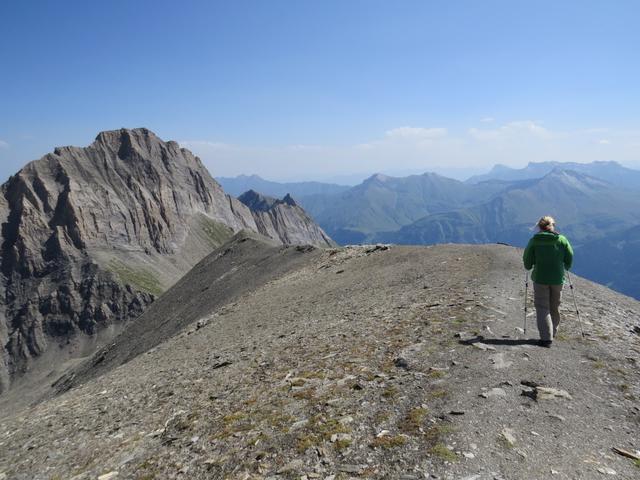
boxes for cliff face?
[0,128,332,393]
[238,190,335,247]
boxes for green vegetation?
[370,434,407,449]
[108,260,164,296]
[199,215,233,248]
[334,438,352,450]
[423,423,454,441]
[429,443,458,461]
[382,385,399,399]
[399,407,428,433]
[429,389,448,399]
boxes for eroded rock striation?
[0,128,332,393]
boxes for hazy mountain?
[467,161,640,189]
[216,174,350,198]
[4,234,639,478]
[376,170,640,247]
[576,224,640,299]
[0,128,333,394]
[311,172,505,244]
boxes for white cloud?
[385,126,447,140]
[469,120,553,141]
[480,117,494,123]
[0,140,9,149]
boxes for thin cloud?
[598,139,611,145]
[480,117,494,123]
[385,126,447,140]
[0,140,9,149]
[469,120,552,141]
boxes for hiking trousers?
[533,283,563,341]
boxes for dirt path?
[435,246,640,479]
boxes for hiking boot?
[539,340,552,348]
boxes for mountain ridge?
[1,240,638,479]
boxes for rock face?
[238,190,335,247]
[0,128,332,394]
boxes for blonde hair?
[537,216,556,232]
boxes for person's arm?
[563,236,574,270]
[523,238,535,270]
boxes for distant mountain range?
[466,160,640,189]
[217,174,350,198]
[222,161,640,299]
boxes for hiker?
[523,216,574,347]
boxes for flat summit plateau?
[1,234,639,479]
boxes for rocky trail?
[0,239,638,479]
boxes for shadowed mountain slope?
[578,224,640,299]
[1,240,638,479]
[52,230,324,394]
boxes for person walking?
[523,216,574,347]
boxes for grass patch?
[634,459,640,468]
[296,434,319,453]
[292,387,316,400]
[382,385,399,399]
[429,370,447,379]
[108,260,163,296]
[199,215,234,248]
[223,412,247,425]
[429,443,457,462]
[299,370,327,380]
[399,407,428,433]
[423,424,455,441]
[334,438,352,450]
[370,434,407,449]
[312,416,350,440]
[429,389,448,399]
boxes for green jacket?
[523,231,573,285]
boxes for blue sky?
[1,0,639,182]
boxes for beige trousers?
[533,283,563,341]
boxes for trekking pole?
[566,271,586,338]
[523,271,529,335]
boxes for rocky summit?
[238,190,335,247]
[0,128,333,395]
[0,234,638,479]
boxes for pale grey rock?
[238,190,334,247]
[500,428,517,446]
